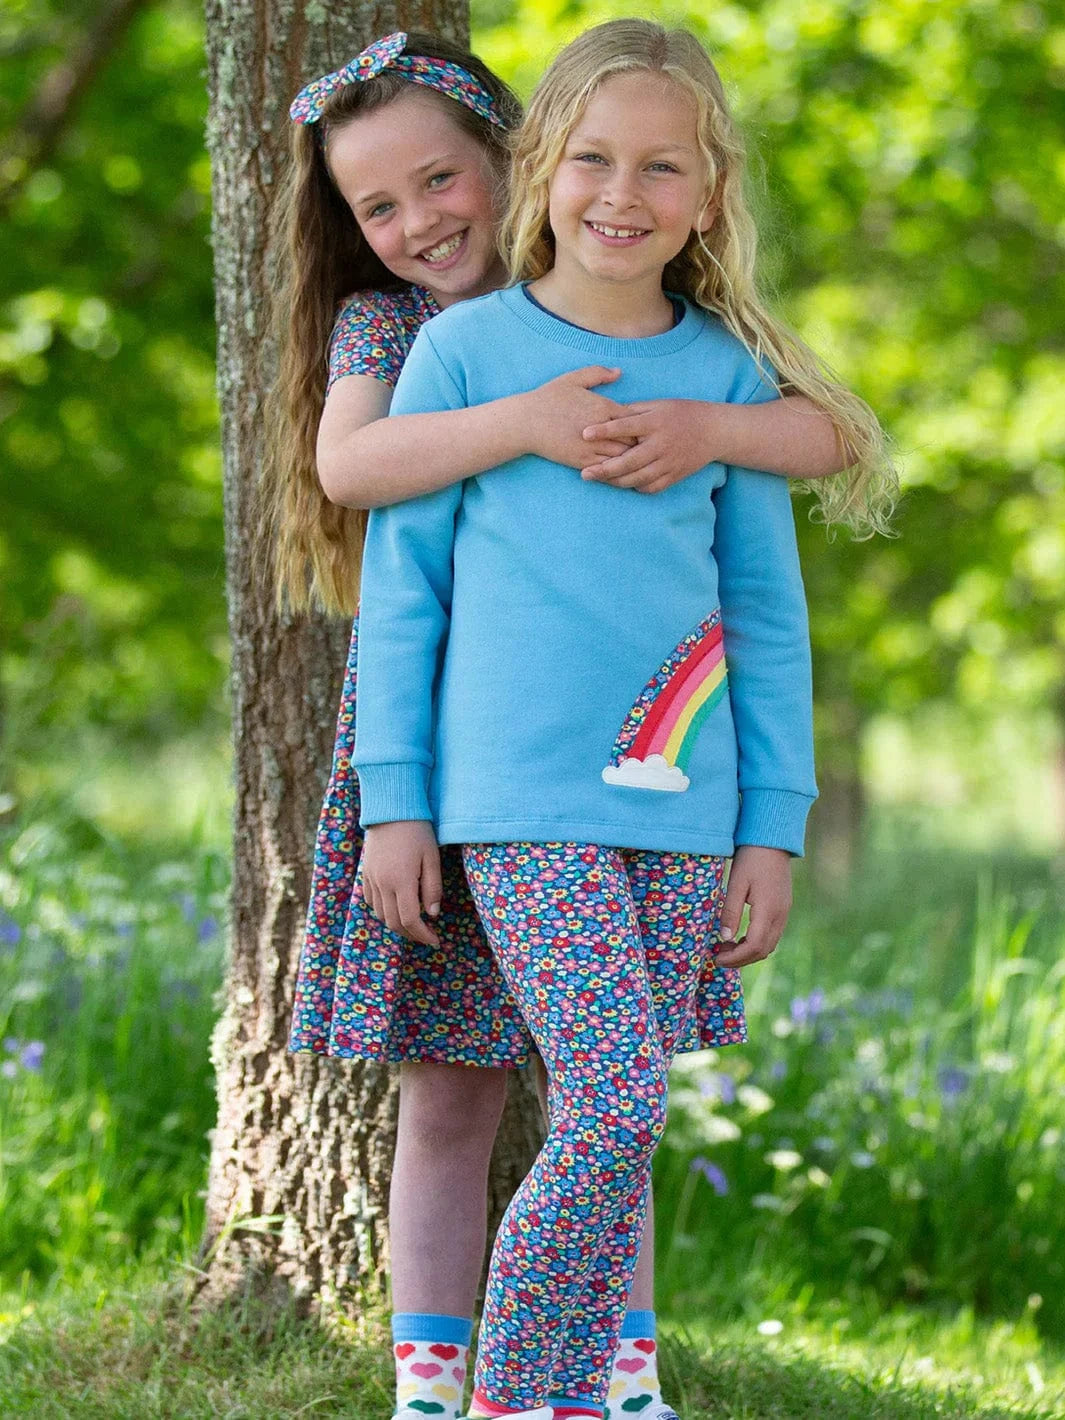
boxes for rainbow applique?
[602,611,727,793]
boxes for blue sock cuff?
[621,1308,657,1339]
[547,1401,604,1418]
[391,1312,472,1345]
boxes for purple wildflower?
[717,1072,737,1105]
[115,922,134,939]
[0,914,21,947]
[770,1059,787,1080]
[937,1065,969,1101]
[20,1041,45,1072]
[790,989,827,1025]
[3,1037,18,1053]
[691,1156,729,1196]
[197,915,219,943]
[177,893,197,924]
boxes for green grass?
[1,804,1065,1415]
[1,1266,1063,1417]
[0,807,225,1285]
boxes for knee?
[398,1063,509,1157]
[573,1075,668,1176]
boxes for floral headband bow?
[289,31,505,129]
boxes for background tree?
[198,0,540,1306]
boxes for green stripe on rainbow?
[602,612,727,793]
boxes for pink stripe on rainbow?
[629,621,724,762]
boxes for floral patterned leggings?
[462,842,726,1412]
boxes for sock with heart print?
[392,1313,472,1420]
[605,1310,663,1418]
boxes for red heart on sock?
[633,1339,657,1354]
[617,1358,646,1374]
[394,1343,416,1359]
[428,1343,459,1360]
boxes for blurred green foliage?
[1,0,222,762]
[1,0,1063,826]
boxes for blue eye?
[648,162,679,174]
[367,201,394,219]
[428,171,457,188]
[574,152,607,164]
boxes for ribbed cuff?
[620,1308,656,1338]
[734,788,816,857]
[391,1311,472,1345]
[356,761,432,826]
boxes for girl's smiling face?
[545,71,715,308]
[328,87,506,307]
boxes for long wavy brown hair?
[262,34,521,615]
[502,19,897,538]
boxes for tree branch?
[0,0,150,207]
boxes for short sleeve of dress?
[325,287,437,394]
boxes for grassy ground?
[1,804,1064,1415]
[1,1266,1064,1418]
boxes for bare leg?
[532,1051,656,1309]
[629,1187,655,1310]
[390,1060,509,1315]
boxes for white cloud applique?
[601,754,690,793]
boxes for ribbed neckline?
[498,282,703,359]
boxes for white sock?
[606,1311,663,1418]
[392,1312,471,1420]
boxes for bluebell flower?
[20,1041,45,1072]
[790,989,827,1025]
[0,913,21,947]
[937,1065,969,1101]
[177,893,197,924]
[717,1072,737,1105]
[2,1037,18,1054]
[115,922,134,939]
[197,916,219,943]
[690,1156,729,1196]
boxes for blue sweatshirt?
[354,285,817,857]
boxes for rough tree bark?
[200,0,541,1311]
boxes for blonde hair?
[262,34,521,615]
[502,18,896,537]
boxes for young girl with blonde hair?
[269,24,884,1420]
[350,17,893,1420]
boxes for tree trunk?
[199,0,540,1312]
[808,694,866,895]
